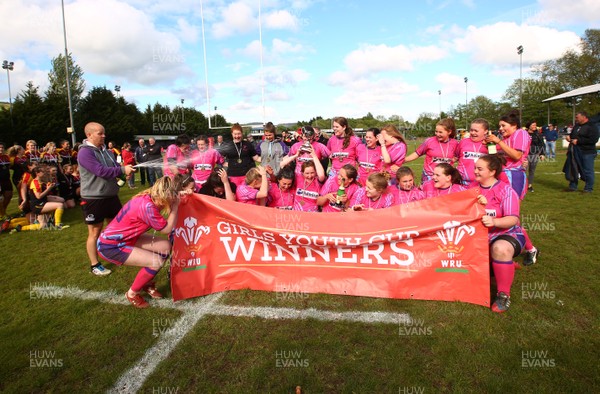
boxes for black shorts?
[0,178,12,193]
[81,196,122,225]
[491,234,524,257]
[31,201,46,215]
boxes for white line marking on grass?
[109,292,223,394]
[32,285,411,393]
[216,305,411,325]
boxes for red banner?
[171,188,490,307]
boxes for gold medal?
[339,157,343,162]
[300,200,305,206]
[237,159,242,164]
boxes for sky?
[1,0,599,127]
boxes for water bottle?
[335,178,346,209]
[487,131,497,154]
[116,171,126,187]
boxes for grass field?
[1,147,599,393]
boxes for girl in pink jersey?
[378,125,407,183]
[393,167,425,204]
[473,154,525,313]
[421,163,465,198]
[293,155,325,212]
[485,111,537,265]
[163,134,192,178]
[405,118,459,182]
[485,111,531,199]
[326,117,362,176]
[97,176,184,308]
[456,118,489,185]
[281,125,330,181]
[267,167,296,210]
[318,164,360,213]
[356,128,383,182]
[191,136,224,191]
[351,172,395,210]
[235,166,269,205]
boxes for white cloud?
[537,0,600,26]
[0,0,192,87]
[263,10,300,30]
[176,18,199,43]
[240,39,306,60]
[452,22,581,66]
[212,1,257,39]
[435,73,470,95]
[341,44,448,76]
[330,76,420,113]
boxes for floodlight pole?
[2,60,14,128]
[61,0,76,146]
[464,77,468,129]
[517,45,524,126]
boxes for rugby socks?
[21,223,41,231]
[492,260,514,295]
[523,228,534,251]
[9,218,29,227]
[54,208,64,226]
[131,267,159,292]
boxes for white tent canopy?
[542,83,600,102]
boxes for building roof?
[542,83,600,102]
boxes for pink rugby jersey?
[351,187,395,209]
[163,144,189,177]
[393,186,426,205]
[293,178,321,212]
[415,137,459,179]
[320,181,360,213]
[267,182,296,210]
[288,141,330,179]
[382,141,407,178]
[421,180,466,199]
[356,144,383,181]
[455,139,488,183]
[100,195,167,247]
[327,135,362,174]
[235,183,260,205]
[191,148,224,185]
[499,129,531,170]
[476,180,524,241]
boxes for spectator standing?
[146,137,163,186]
[78,122,135,276]
[542,124,558,160]
[564,111,599,193]
[526,121,545,192]
[121,142,136,188]
[134,138,147,187]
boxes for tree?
[531,29,600,119]
[77,86,144,144]
[47,53,86,109]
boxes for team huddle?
[156,113,536,313]
[2,112,538,313]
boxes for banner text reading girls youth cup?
[171,188,490,307]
